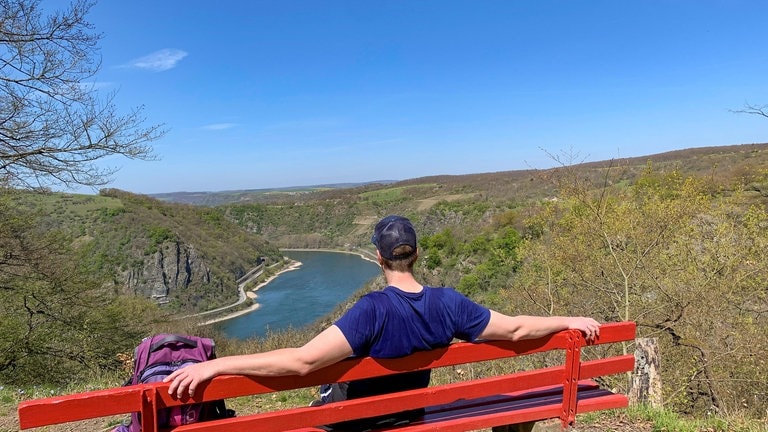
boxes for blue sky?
[65,1,768,194]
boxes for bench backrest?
[18,321,636,431]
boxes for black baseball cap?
[371,215,417,260]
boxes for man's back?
[334,285,491,398]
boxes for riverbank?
[198,259,303,325]
[282,247,379,265]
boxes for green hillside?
[12,188,283,312]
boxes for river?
[216,250,381,339]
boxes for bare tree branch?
[730,102,768,119]
[0,0,165,190]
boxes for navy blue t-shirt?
[334,286,491,399]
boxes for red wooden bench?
[18,321,636,431]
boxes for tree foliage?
[417,206,523,302]
[509,163,768,417]
[0,0,163,190]
[0,191,166,385]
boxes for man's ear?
[375,250,383,265]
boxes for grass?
[360,186,407,202]
[579,404,768,432]
[14,192,124,218]
[360,184,438,200]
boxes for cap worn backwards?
[371,215,417,261]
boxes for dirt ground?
[3,414,122,432]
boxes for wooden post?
[629,337,662,408]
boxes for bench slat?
[18,385,145,429]
[576,392,629,414]
[580,354,636,380]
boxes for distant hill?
[150,181,397,206]
[218,143,768,249]
[151,144,768,207]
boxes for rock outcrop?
[123,241,220,304]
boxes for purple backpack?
[113,334,234,431]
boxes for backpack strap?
[150,334,198,352]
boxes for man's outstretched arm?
[164,325,353,398]
[479,310,601,342]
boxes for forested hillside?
[1,188,281,386]
[11,188,282,311]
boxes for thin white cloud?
[126,49,188,72]
[263,118,344,130]
[201,123,237,131]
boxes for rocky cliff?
[123,241,223,304]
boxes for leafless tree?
[0,0,164,190]
[731,103,768,119]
